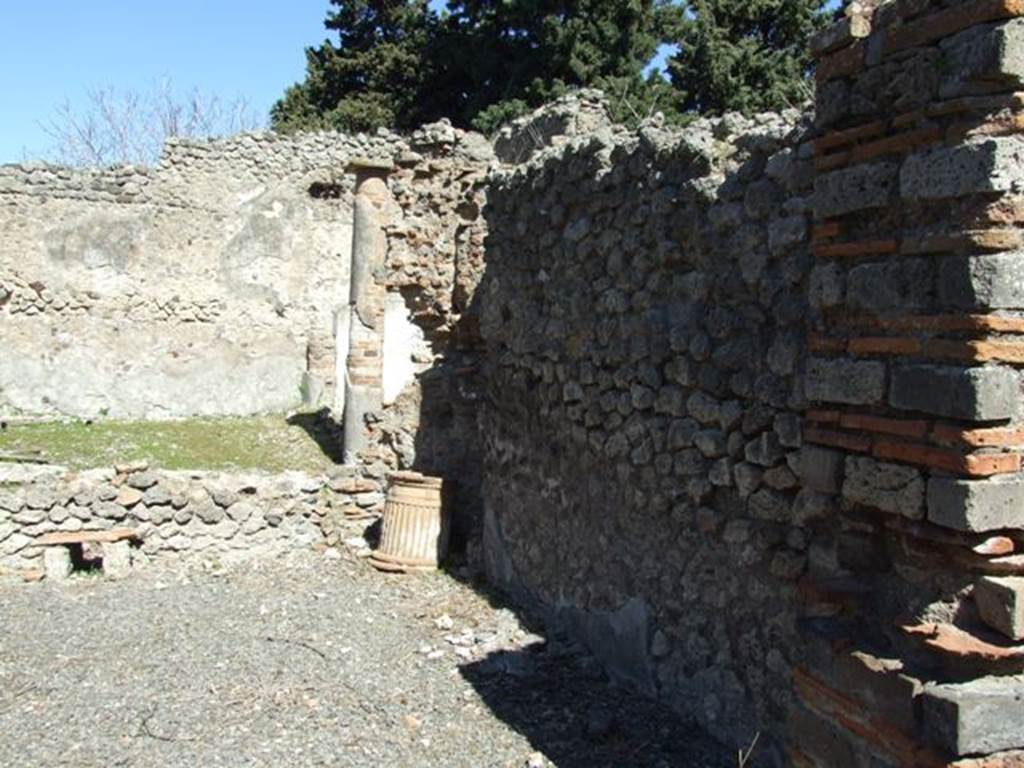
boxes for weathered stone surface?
[116,487,144,508]
[43,546,72,581]
[846,258,933,313]
[101,541,132,579]
[975,576,1024,641]
[901,137,1024,201]
[928,476,1024,532]
[842,457,925,518]
[805,358,886,405]
[939,19,1024,98]
[940,253,1024,310]
[889,365,1019,420]
[126,472,159,490]
[814,161,897,218]
[923,677,1024,756]
[799,445,845,493]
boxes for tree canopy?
[669,0,830,115]
[271,0,832,136]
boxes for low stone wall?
[0,462,371,576]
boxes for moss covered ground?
[0,413,342,472]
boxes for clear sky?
[0,0,332,163]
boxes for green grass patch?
[0,413,343,472]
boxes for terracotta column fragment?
[343,158,394,464]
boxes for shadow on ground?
[457,631,730,768]
[286,408,347,464]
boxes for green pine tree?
[271,1,437,134]
[668,0,829,115]
[272,0,685,135]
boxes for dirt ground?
[0,539,730,768]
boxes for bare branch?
[38,78,267,167]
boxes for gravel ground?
[0,535,729,768]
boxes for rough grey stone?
[928,476,1024,532]
[733,462,763,499]
[939,19,1024,99]
[745,433,784,468]
[196,502,226,525]
[709,458,733,487]
[142,485,173,506]
[814,161,896,218]
[923,676,1024,756]
[808,263,844,311]
[43,546,72,581]
[975,576,1024,641]
[749,489,789,522]
[694,430,727,459]
[13,508,46,525]
[763,465,798,491]
[686,392,720,425]
[805,358,886,405]
[901,137,1024,201]
[939,252,1024,310]
[842,456,924,519]
[793,489,834,526]
[773,413,801,448]
[889,365,1019,421]
[101,541,132,579]
[127,472,159,490]
[846,258,933,313]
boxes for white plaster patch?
[334,307,351,415]
[382,293,426,405]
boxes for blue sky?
[0,1,842,164]
[0,0,331,163]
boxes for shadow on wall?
[418,104,818,766]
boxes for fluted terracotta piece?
[370,472,449,573]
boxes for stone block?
[768,215,807,255]
[846,258,933,313]
[975,576,1024,641]
[43,546,72,582]
[101,541,132,579]
[811,15,872,57]
[842,456,925,519]
[928,476,1024,532]
[923,676,1024,757]
[808,262,845,312]
[799,445,845,493]
[940,19,1024,99]
[940,253,1024,310]
[889,365,1019,421]
[901,137,1024,202]
[805,357,886,405]
[814,160,897,218]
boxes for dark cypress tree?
[448,0,684,132]
[272,0,684,135]
[668,0,829,115]
[271,1,437,134]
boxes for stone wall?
[793,1,1024,765]
[0,460,369,576]
[475,2,1024,764]
[0,131,398,420]
[478,108,815,756]
[6,2,1024,761]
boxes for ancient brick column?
[797,1,1024,764]
[343,159,394,465]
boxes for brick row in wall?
[797,0,1024,764]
